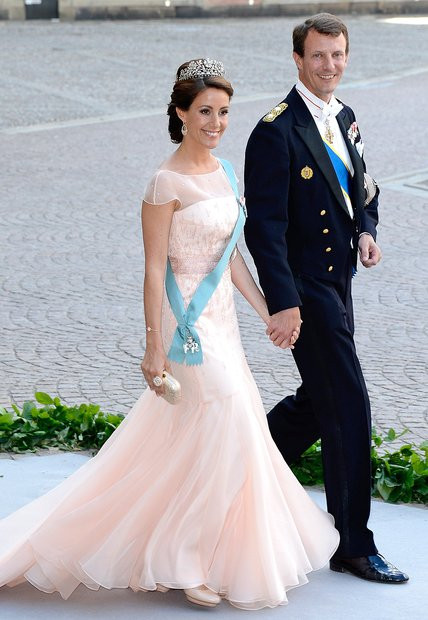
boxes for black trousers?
[267,265,377,557]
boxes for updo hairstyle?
[167,59,234,144]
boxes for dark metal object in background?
[24,0,58,20]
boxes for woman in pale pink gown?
[0,59,339,610]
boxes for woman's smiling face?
[177,87,230,149]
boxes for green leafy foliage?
[371,429,428,504]
[290,441,324,486]
[290,427,427,505]
[1,395,426,505]
[0,393,124,453]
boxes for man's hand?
[358,234,382,268]
[266,307,302,349]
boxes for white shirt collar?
[296,79,343,120]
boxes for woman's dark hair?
[293,13,349,58]
[167,59,234,144]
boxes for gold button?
[320,209,326,216]
[323,228,329,234]
[328,266,334,272]
[326,247,332,253]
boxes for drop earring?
[181,122,188,136]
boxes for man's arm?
[356,115,381,267]
[344,106,381,268]
[244,121,301,316]
[346,106,380,240]
[360,185,379,241]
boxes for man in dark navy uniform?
[244,13,408,583]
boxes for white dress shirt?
[296,80,354,219]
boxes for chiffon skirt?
[0,357,339,610]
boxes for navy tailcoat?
[244,86,379,315]
[244,86,379,557]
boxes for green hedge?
[0,393,426,505]
[0,393,123,452]
[291,429,427,505]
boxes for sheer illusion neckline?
[158,163,221,177]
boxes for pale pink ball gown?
[0,164,339,610]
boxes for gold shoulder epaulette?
[262,103,288,123]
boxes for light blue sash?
[323,140,351,197]
[165,158,245,365]
[323,141,358,276]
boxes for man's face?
[293,29,348,102]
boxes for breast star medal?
[301,166,313,180]
[347,121,359,145]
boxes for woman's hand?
[140,344,171,397]
[266,307,302,349]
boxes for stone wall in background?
[2,0,428,21]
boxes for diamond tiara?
[177,58,225,82]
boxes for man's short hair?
[293,13,349,57]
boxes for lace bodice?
[143,165,238,276]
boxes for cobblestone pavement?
[0,17,427,443]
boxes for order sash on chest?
[165,159,245,366]
[323,139,351,202]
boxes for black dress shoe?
[330,554,409,583]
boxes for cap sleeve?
[143,170,182,208]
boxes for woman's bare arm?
[230,250,270,325]
[140,199,176,395]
